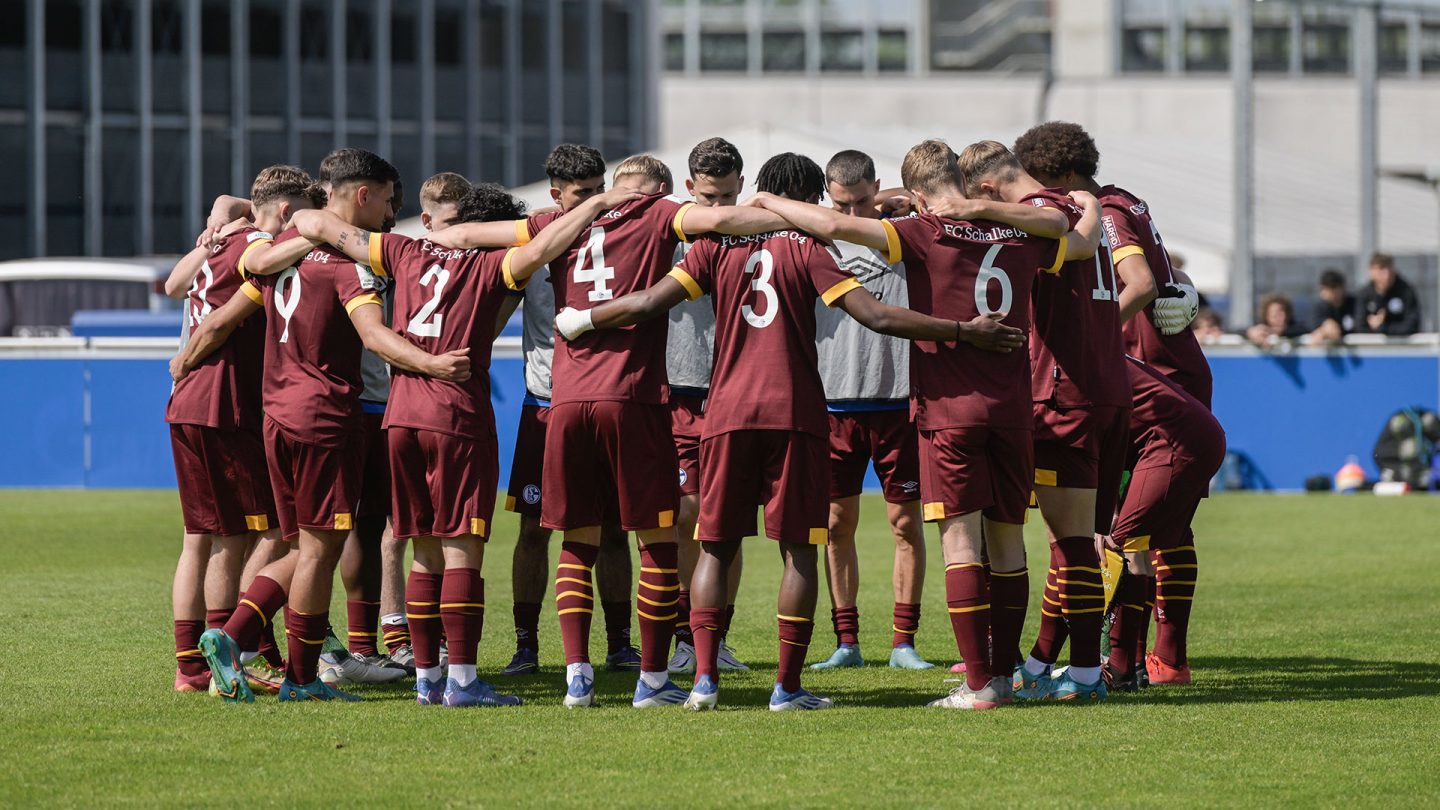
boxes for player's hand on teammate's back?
[426,347,472,382]
[1069,189,1098,209]
[288,209,326,240]
[594,188,646,211]
[924,197,985,221]
[959,313,1026,353]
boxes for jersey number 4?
[573,227,616,302]
[406,265,451,338]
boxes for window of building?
[820,30,864,71]
[877,29,907,71]
[1184,26,1229,73]
[699,32,747,71]
[1302,22,1350,73]
[763,31,805,71]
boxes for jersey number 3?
[406,265,451,338]
[742,249,778,329]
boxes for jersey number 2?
[406,265,451,338]
[573,227,616,302]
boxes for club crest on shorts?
[678,467,688,486]
[523,484,541,505]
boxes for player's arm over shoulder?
[744,192,892,254]
[170,281,263,380]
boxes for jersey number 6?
[974,244,1013,317]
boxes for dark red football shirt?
[671,230,860,438]
[166,226,273,431]
[1125,356,1225,470]
[368,232,519,438]
[880,213,1063,431]
[1101,185,1213,408]
[1023,189,1130,408]
[538,192,693,406]
[251,227,385,447]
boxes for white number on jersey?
[974,244,1014,317]
[1148,219,1176,282]
[186,261,216,327]
[741,248,778,329]
[274,266,302,344]
[1091,230,1120,303]
[406,264,451,338]
[573,227,616,302]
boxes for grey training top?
[359,281,393,404]
[666,241,714,391]
[521,265,555,401]
[814,239,910,404]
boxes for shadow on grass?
[1107,656,1440,706]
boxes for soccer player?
[749,140,1099,709]
[666,137,748,675]
[291,179,641,706]
[1012,122,1212,687]
[183,148,469,702]
[957,139,1124,701]
[556,151,1029,710]
[475,145,638,677]
[808,149,933,672]
[165,165,319,692]
[373,171,473,674]
[433,153,817,708]
[1107,357,1225,685]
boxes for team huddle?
[165,121,1223,711]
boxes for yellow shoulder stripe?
[820,277,862,307]
[668,267,703,301]
[1111,244,1146,264]
[514,218,532,246]
[880,218,902,264]
[672,201,695,243]
[345,293,383,314]
[502,248,528,292]
[238,281,263,305]
[1045,234,1067,274]
[236,237,273,279]
[366,233,386,277]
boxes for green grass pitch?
[1,490,1437,807]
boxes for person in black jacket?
[1357,253,1422,336]
[1306,269,1357,345]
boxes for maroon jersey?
[251,227,385,446]
[166,226,273,430]
[1101,186,1212,404]
[670,230,860,438]
[367,232,519,438]
[880,213,1063,431]
[1023,190,1130,408]
[1125,356,1224,469]
[539,193,693,406]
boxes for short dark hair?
[1320,269,1347,290]
[688,137,743,179]
[545,143,606,184]
[825,150,876,187]
[318,147,400,189]
[1369,252,1395,270]
[1012,121,1101,181]
[756,152,825,202]
[454,183,527,224]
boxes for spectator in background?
[1305,269,1356,346]
[1358,253,1421,336]
[1192,308,1225,343]
[1246,293,1306,348]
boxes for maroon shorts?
[388,426,498,540]
[1092,406,1132,535]
[670,393,705,497]
[1032,403,1130,490]
[1111,461,1209,553]
[918,426,1034,525]
[356,410,392,518]
[263,417,362,541]
[541,401,678,532]
[827,409,921,503]
[505,403,548,518]
[170,423,276,536]
[698,430,829,545]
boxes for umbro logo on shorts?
[523,484,541,505]
[901,480,919,494]
[678,468,688,486]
